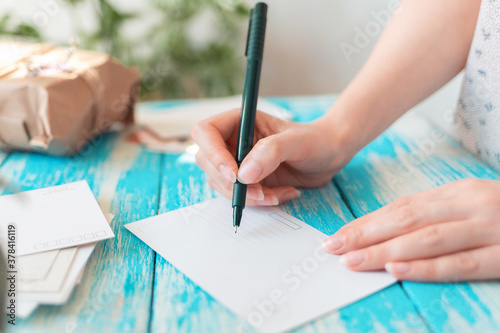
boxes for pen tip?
[235,226,238,233]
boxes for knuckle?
[424,261,438,279]
[265,112,281,128]
[190,121,205,141]
[195,151,203,167]
[365,244,389,265]
[420,226,441,247]
[474,193,500,207]
[457,178,481,190]
[395,206,416,227]
[348,227,366,247]
[207,177,226,193]
[362,248,374,263]
[392,197,416,227]
[206,145,220,159]
[386,241,402,260]
[455,253,478,273]
[207,177,216,189]
[256,137,281,161]
[258,112,287,133]
[393,196,411,210]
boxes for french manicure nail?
[270,195,279,206]
[238,160,263,184]
[339,251,365,267]
[282,188,301,202]
[252,188,265,201]
[219,164,236,183]
[321,235,344,253]
[385,262,410,274]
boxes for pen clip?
[245,8,254,57]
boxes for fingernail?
[219,164,236,183]
[385,262,410,274]
[256,194,279,206]
[238,160,263,184]
[248,187,265,200]
[282,189,301,202]
[339,251,365,267]
[322,235,344,253]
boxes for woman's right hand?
[191,109,351,206]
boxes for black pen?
[232,2,268,233]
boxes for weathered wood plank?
[265,96,336,123]
[150,97,429,332]
[335,112,500,332]
[0,150,9,189]
[0,150,8,164]
[151,153,252,333]
[4,134,161,332]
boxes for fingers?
[337,183,461,233]
[385,244,500,282]
[191,109,240,183]
[193,109,293,187]
[320,179,500,281]
[324,198,467,255]
[196,150,265,201]
[208,175,300,206]
[322,179,500,256]
[323,181,475,254]
[337,220,488,271]
[266,187,302,205]
[193,110,301,205]
[237,131,296,184]
[200,149,301,205]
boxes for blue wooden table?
[4,96,500,332]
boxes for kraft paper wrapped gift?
[0,41,140,155]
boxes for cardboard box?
[0,41,140,155]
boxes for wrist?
[310,109,359,168]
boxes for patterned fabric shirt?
[455,0,500,172]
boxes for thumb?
[237,132,294,184]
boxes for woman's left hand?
[322,178,500,281]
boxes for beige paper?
[0,41,140,155]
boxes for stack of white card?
[0,181,115,318]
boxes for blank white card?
[125,198,396,333]
[0,180,114,255]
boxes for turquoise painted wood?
[148,96,428,333]
[335,112,500,332]
[0,150,7,163]
[149,154,428,332]
[6,135,162,332]
[3,95,498,332]
[0,150,9,187]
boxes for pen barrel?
[236,59,262,162]
[246,3,267,61]
[232,181,247,208]
[233,2,267,213]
